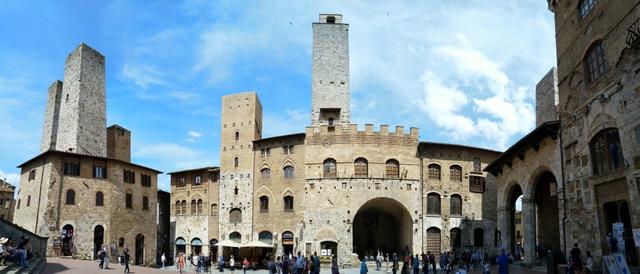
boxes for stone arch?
[587,113,617,138]
[281,187,295,198]
[315,228,338,243]
[281,159,296,169]
[498,180,523,209]
[351,197,413,256]
[255,185,275,198]
[524,166,555,199]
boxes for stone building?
[12,44,161,266]
[171,14,502,264]
[0,178,15,222]
[487,0,640,269]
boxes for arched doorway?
[61,224,74,256]
[321,241,338,258]
[450,228,461,252]
[507,183,523,256]
[93,225,104,259]
[282,231,294,256]
[191,238,203,255]
[135,234,144,265]
[176,237,186,255]
[532,172,560,257]
[602,200,638,266]
[425,227,441,256]
[210,239,218,259]
[352,198,413,257]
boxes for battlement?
[305,124,419,146]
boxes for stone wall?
[0,218,48,260]
[535,67,558,127]
[107,125,131,162]
[41,80,63,152]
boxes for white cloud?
[134,142,212,170]
[186,130,203,142]
[0,169,20,188]
[121,64,166,88]
[168,91,199,102]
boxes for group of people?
[95,245,130,273]
[176,251,211,273]
[0,236,32,269]
[365,250,492,274]
[567,243,594,274]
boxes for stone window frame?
[283,195,294,212]
[426,193,441,215]
[385,159,400,179]
[449,164,462,182]
[191,199,197,215]
[27,195,31,207]
[259,196,269,213]
[578,0,597,19]
[93,160,107,179]
[323,158,337,178]
[229,208,242,223]
[589,127,623,175]
[125,192,133,209]
[194,175,202,186]
[260,167,271,179]
[427,164,441,181]
[63,158,81,177]
[65,189,75,205]
[177,176,186,188]
[235,131,240,141]
[450,194,463,217]
[283,165,295,179]
[354,158,368,178]
[175,200,182,215]
[123,169,136,184]
[28,169,36,181]
[141,174,152,187]
[584,40,607,83]
[96,191,104,206]
[234,157,239,168]
[211,203,218,216]
[181,200,187,215]
[197,199,203,214]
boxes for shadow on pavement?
[42,262,70,274]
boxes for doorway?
[135,234,144,265]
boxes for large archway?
[532,171,560,254]
[352,198,412,257]
[506,183,523,257]
[93,225,104,259]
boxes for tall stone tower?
[55,43,107,157]
[311,14,350,129]
[535,67,559,126]
[219,92,262,243]
[41,80,63,152]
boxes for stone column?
[522,198,536,266]
[497,207,511,253]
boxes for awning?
[214,239,242,248]
[191,238,203,246]
[241,240,275,248]
[176,238,186,245]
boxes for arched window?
[229,208,242,223]
[354,158,368,177]
[474,228,484,247]
[229,232,241,243]
[66,189,75,205]
[211,203,218,216]
[181,200,187,215]
[426,193,441,215]
[235,131,240,141]
[584,41,607,83]
[96,192,104,206]
[191,200,197,215]
[258,231,273,244]
[197,199,203,214]
[283,166,294,179]
[578,0,597,19]
[234,157,239,168]
[385,159,399,178]
[590,128,623,175]
[323,159,337,178]
[284,196,294,212]
[175,201,181,215]
[449,165,462,182]
[261,168,271,178]
[428,164,441,180]
[259,196,269,212]
[450,194,462,216]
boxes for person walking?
[313,252,321,274]
[123,246,131,274]
[243,257,250,274]
[412,254,420,274]
[392,253,399,274]
[277,256,283,274]
[178,253,186,273]
[161,253,166,269]
[421,253,428,274]
[98,245,105,269]
[331,257,340,274]
[230,255,236,274]
[360,256,369,274]
[103,246,110,269]
[439,254,447,274]
[570,243,582,273]
[585,251,593,274]
[283,256,291,274]
[428,252,436,274]
[193,253,200,274]
[497,249,509,274]
[218,254,225,272]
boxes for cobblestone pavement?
[42,258,546,274]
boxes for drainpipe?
[558,123,568,256]
[35,154,47,234]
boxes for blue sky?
[0,0,556,192]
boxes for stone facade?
[12,44,161,266]
[0,179,15,222]
[535,67,558,127]
[169,167,219,257]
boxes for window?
[450,165,462,182]
[590,128,623,175]
[194,176,202,185]
[143,174,152,187]
[16,199,20,209]
[385,159,400,178]
[27,195,31,207]
[28,169,36,181]
[469,176,486,193]
[354,158,368,177]
[428,164,441,180]
[191,200,197,215]
[181,200,187,214]
[123,170,135,184]
[143,196,149,210]
[93,164,107,179]
[283,145,294,155]
[578,0,596,19]
[96,192,104,206]
[327,16,336,23]
[328,117,334,126]
[323,158,337,178]
[234,186,239,195]
[175,201,181,215]
[584,41,607,83]
[235,131,240,141]
[211,203,218,216]
[118,237,125,247]
[63,159,81,176]
[177,177,186,187]
[261,168,271,178]
[426,193,441,215]
[450,194,462,216]
[234,157,239,168]
[229,232,241,243]
[66,189,75,205]
[284,196,294,212]
[125,193,132,209]
[284,166,294,179]
[197,199,203,214]
[260,196,269,212]
[229,208,242,223]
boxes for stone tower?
[55,43,107,157]
[219,92,262,243]
[107,124,131,162]
[311,14,350,130]
[535,67,559,126]
[41,80,63,152]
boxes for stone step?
[0,259,44,274]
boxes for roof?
[253,133,305,144]
[167,166,219,175]
[17,149,163,174]
[484,121,560,175]
[418,141,502,155]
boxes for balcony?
[627,17,640,48]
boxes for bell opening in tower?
[320,108,341,128]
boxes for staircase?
[0,258,45,274]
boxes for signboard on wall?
[613,223,625,252]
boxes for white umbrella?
[241,240,275,248]
[215,239,242,248]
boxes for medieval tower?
[310,14,350,130]
[53,43,107,157]
[219,92,263,244]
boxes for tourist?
[392,253,399,274]
[428,252,436,274]
[360,256,369,274]
[0,237,10,266]
[412,254,420,274]
[16,238,29,269]
[123,245,131,274]
[243,256,250,274]
[283,255,291,274]
[584,251,593,274]
[313,252,321,274]
[570,243,582,273]
[218,254,225,272]
[277,256,284,274]
[376,250,382,271]
[193,253,200,273]
[178,253,185,273]
[98,244,106,269]
[103,245,110,269]
[292,256,299,274]
[331,257,339,274]
[421,253,428,274]
[482,261,490,274]
[497,249,508,274]
[439,253,447,274]
[199,252,206,273]
[230,255,236,274]
[161,252,166,269]
[401,255,408,274]
[607,233,618,253]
